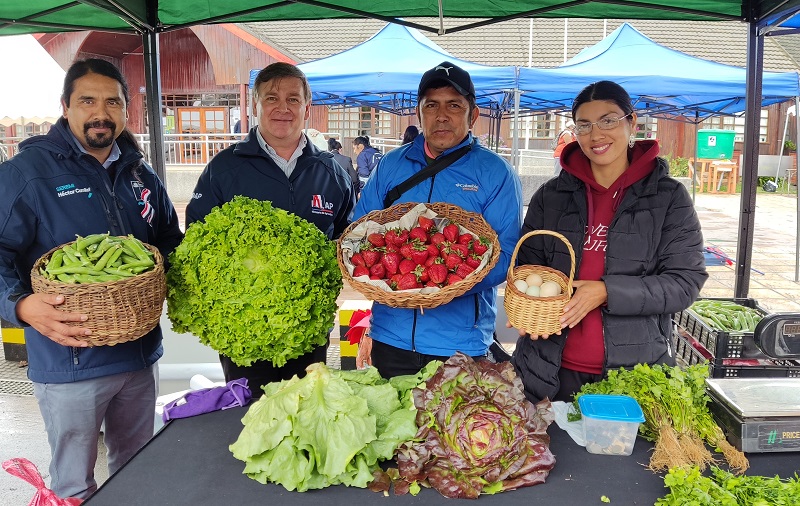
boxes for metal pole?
[734,23,764,299]
[511,89,521,173]
[142,31,166,183]
[795,95,799,281]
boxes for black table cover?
[84,406,798,505]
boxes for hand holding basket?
[504,230,575,336]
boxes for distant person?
[352,135,383,189]
[186,62,356,396]
[233,119,241,134]
[553,119,576,175]
[401,125,420,145]
[0,58,183,500]
[328,137,359,195]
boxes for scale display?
[755,315,800,359]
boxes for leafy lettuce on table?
[229,362,441,491]
[166,196,341,368]
[393,353,556,499]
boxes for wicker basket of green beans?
[30,233,166,346]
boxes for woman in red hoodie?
[510,81,707,403]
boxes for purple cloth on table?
[162,378,251,422]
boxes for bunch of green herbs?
[657,466,800,505]
[571,363,748,473]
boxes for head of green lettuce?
[166,196,342,368]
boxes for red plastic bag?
[2,458,83,506]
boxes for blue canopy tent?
[515,23,800,119]
[250,23,519,118]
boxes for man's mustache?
[84,120,116,133]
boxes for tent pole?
[774,108,789,184]
[692,111,698,203]
[142,30,166,184]
[511,89,521,173]
[735,22,765,299]
[795,95,800,282]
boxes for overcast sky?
[0,35,65,119]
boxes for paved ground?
[2,191,799,504]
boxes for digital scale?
[705,314,800,453]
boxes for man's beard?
[83,120,116,149]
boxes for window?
[700,110,768,143]
[635,115,657,140]
[328,106,392,138]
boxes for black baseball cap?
[418,61,475,99]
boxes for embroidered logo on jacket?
[55,183,92,198]
[131,181,155,226]
[311,194,334,216]
[456,183,479,192]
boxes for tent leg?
[795,96,800,282]
[735,23,764,299]
[143,31,166,184]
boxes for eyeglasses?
[573,114,632,135]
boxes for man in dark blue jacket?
[186,62,356,395]
[0,59,183,499]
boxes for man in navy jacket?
[186,62,356,396]
[0,59,183,499]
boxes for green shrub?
[663,154,690,178]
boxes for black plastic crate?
[673,298,769,361]
[672,325,800,378]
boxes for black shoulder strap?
[383,144,472,208]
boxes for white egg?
[539,281,562,297]
[525,273,543,287]
[525,285,540,297]
[513,279,529,293]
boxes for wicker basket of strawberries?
[337,202,500,309]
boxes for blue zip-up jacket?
[0,118,184,383]
[186,129,356,238]
[354,133,523,356]
[356,145,382,178]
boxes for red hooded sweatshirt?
[558,140,660,374]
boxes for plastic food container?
[578,394,645,456]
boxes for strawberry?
[445,253,463,270]
[385,228,409,246]
[396,272,420,290]
[446,273,463,285]
[367,232,386,247]
[428,262,448,284]
[449,243,469,259]
[409,226,429,244]
[399,242,416,260]
[390,273,404,286]
[350,252,366,267]
[442,223,459,243]
[369,263,386,279]
[399,259,417,275]
[414,265,429,283]
[424,255,438,267]
[418,216,436,232]
[465,253,481,269]
[362,248,382,267]
[411,243,429,266]
[457,233,473,245]
[353,266,370,277]
[430,232,447,248]
[425,280,439,288]
[456,263,475,279]
[472,237,490,256]
[426,243,439,258]
[381,252,401,275]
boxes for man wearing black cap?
[352,61,523,378]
